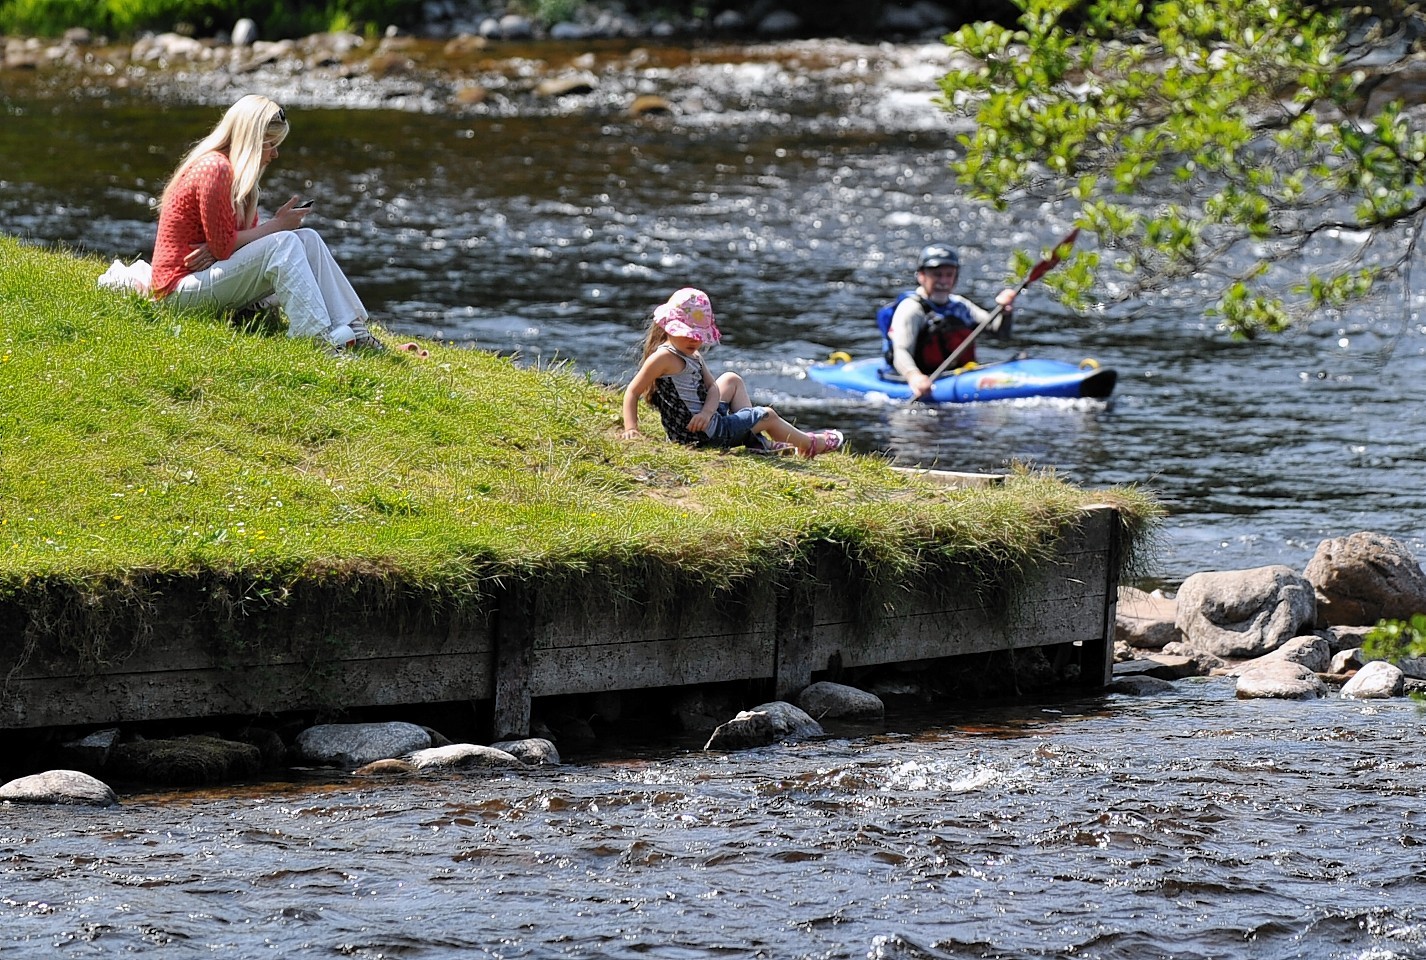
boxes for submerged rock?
[353,758,417,777]
[704,701,824,750]
[1106,675,1176,696]
[490,737,561,765]
[108,735,263,786]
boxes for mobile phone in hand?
[295,199,314,209]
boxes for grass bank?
[0,234,1158,640]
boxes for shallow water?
[4,683,1426,959]
[5,44,1426,958]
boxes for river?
[3,36,1426,960]
[4,685,1425,958]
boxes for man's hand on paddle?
[909,371,935,399]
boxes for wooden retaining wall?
[0,502,1121,736]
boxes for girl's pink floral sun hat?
[653,287,721,344]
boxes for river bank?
[2,24,964,131]
[1,0,962,50]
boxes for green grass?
[0,235,1159,621]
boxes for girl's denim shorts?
[703,402,771,448]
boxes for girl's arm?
[684,357,721,434]
[621,351,679,438]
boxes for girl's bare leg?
[716,372,753,411]
[753,410,814,453]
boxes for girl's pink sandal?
[801,429,845,459]
[398,342,430,358]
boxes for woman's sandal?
[398,342,431,358]
[801,429,845,459]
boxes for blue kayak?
[806,355,1117,403]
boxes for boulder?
[629,95,673,117]
[705,702,824,751]
[1303,532,1426,626]
[1324,624,1374,652]
[1400,656,1426,680]
[1244,635,1331,674]
[294,721,432,768]
[1159,642,1228,675]
[0,769,117,806]
[1115,586,1180,650]
[1175,565,1316,658]
[795,681,885,720]
[534,75,597,97]
[1330,648,1366,674]
[757,10,802,34]
[497,14,534,38]
[1340,660,1405,699]
[1234,661,1326,700]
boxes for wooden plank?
[0,507,1122,730]
[800,507,1116,672]
[892,467,1006,488]
[1,594,496,728]
[531,585,779,696]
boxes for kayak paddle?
[925,227,1081,383]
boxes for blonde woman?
[151,94,382,351]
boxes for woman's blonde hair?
[160,95,288,225]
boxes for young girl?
[620,287,845,458]
[151,95,382,352]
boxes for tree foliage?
[0,0,423,39]
[939,0,1426,337]
[1365,613,1426,662]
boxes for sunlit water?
[5,41,1426,958]
[4,684,1426,959]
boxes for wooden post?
[773,563,814,701]
[1081,506,1121,687]
[491,582,535,740]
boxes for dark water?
[5,42,1426,959]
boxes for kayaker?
[151,95,383,352]
[621,287,845,458]
[885,244,1018,400]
